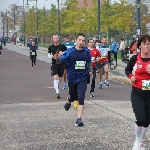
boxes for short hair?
[88,38,94,43]
[75,33,85,40]
[101,36,107,40]
[121,38,124,41]
[137,34,150,49]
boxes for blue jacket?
[60,46,91,83]
[111,41,118,53]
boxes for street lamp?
[136,0,141,39]
[23,0,25,46]
[97,0,100,40]
[57,0,61,39]
[26,0,38,47]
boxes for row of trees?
[20,0,150,42]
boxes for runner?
[62,34,79,108]
[48,34,67,99]
[125,34,150,150]
[61,34,75,89]
[56,33,92,126]
[27,39,32,60]
[0,39,3,56]
[96,36,110,89]
[88,39,100,97]
[30,41,38,69]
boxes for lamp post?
[23,0,25,46]
[13,5,17,45]
[136,0,141,39]
[6,9,8,38]
[97,0,100,40]
[26,0,38,47]
[57,0,61,39]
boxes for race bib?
[91,57,95,62]
[142,80,150,90]
[32,52,35,55]
[75,61,86,69]
[99,48,110,58]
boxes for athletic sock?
[54,80,59,94]
[135,124,143,143]
[140,126,149,142]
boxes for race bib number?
[142,80,150,90]
[91,57,95,62]
[75,61,86,69]
[99,48,110,58]
[32,52,35,55]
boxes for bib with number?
[75,61,86,69]
[32,52,36,55]
[99,48,110,58]
[91,57,95,62]
[142,80,150,90]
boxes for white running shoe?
[132,142,145,150]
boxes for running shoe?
[90,92,94,97]
[75,118,84,126]
[132,142,145,150]
[74,100,78,109]
[56,93,61,99]
[99,83,103,89]
[104,82,110,87]
[64,102,71,111]
[62,83,67,89]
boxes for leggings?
[31,55,36,67]
[131,89,150,127]
[90,67,96,93]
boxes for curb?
[109,76,131,85]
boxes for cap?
[64,34,69,38]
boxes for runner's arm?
[125,55,137,78]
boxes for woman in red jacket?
[125,34,150,150]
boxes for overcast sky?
[0,0,58,12]
[0,0,119,12]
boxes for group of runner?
[47,33,114,126]
[48,34,112,102]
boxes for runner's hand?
[146,65,150,74]
[89,71,93,78]
[130,76,137,83]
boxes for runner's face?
[140,40,150,54]
[101,38,107,45]
[88,40,94,48]
[75,36,85,48]
[64,37,70,42]
[53,35,59,43]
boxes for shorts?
[51,63,64,77]
[97,61,109,69]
